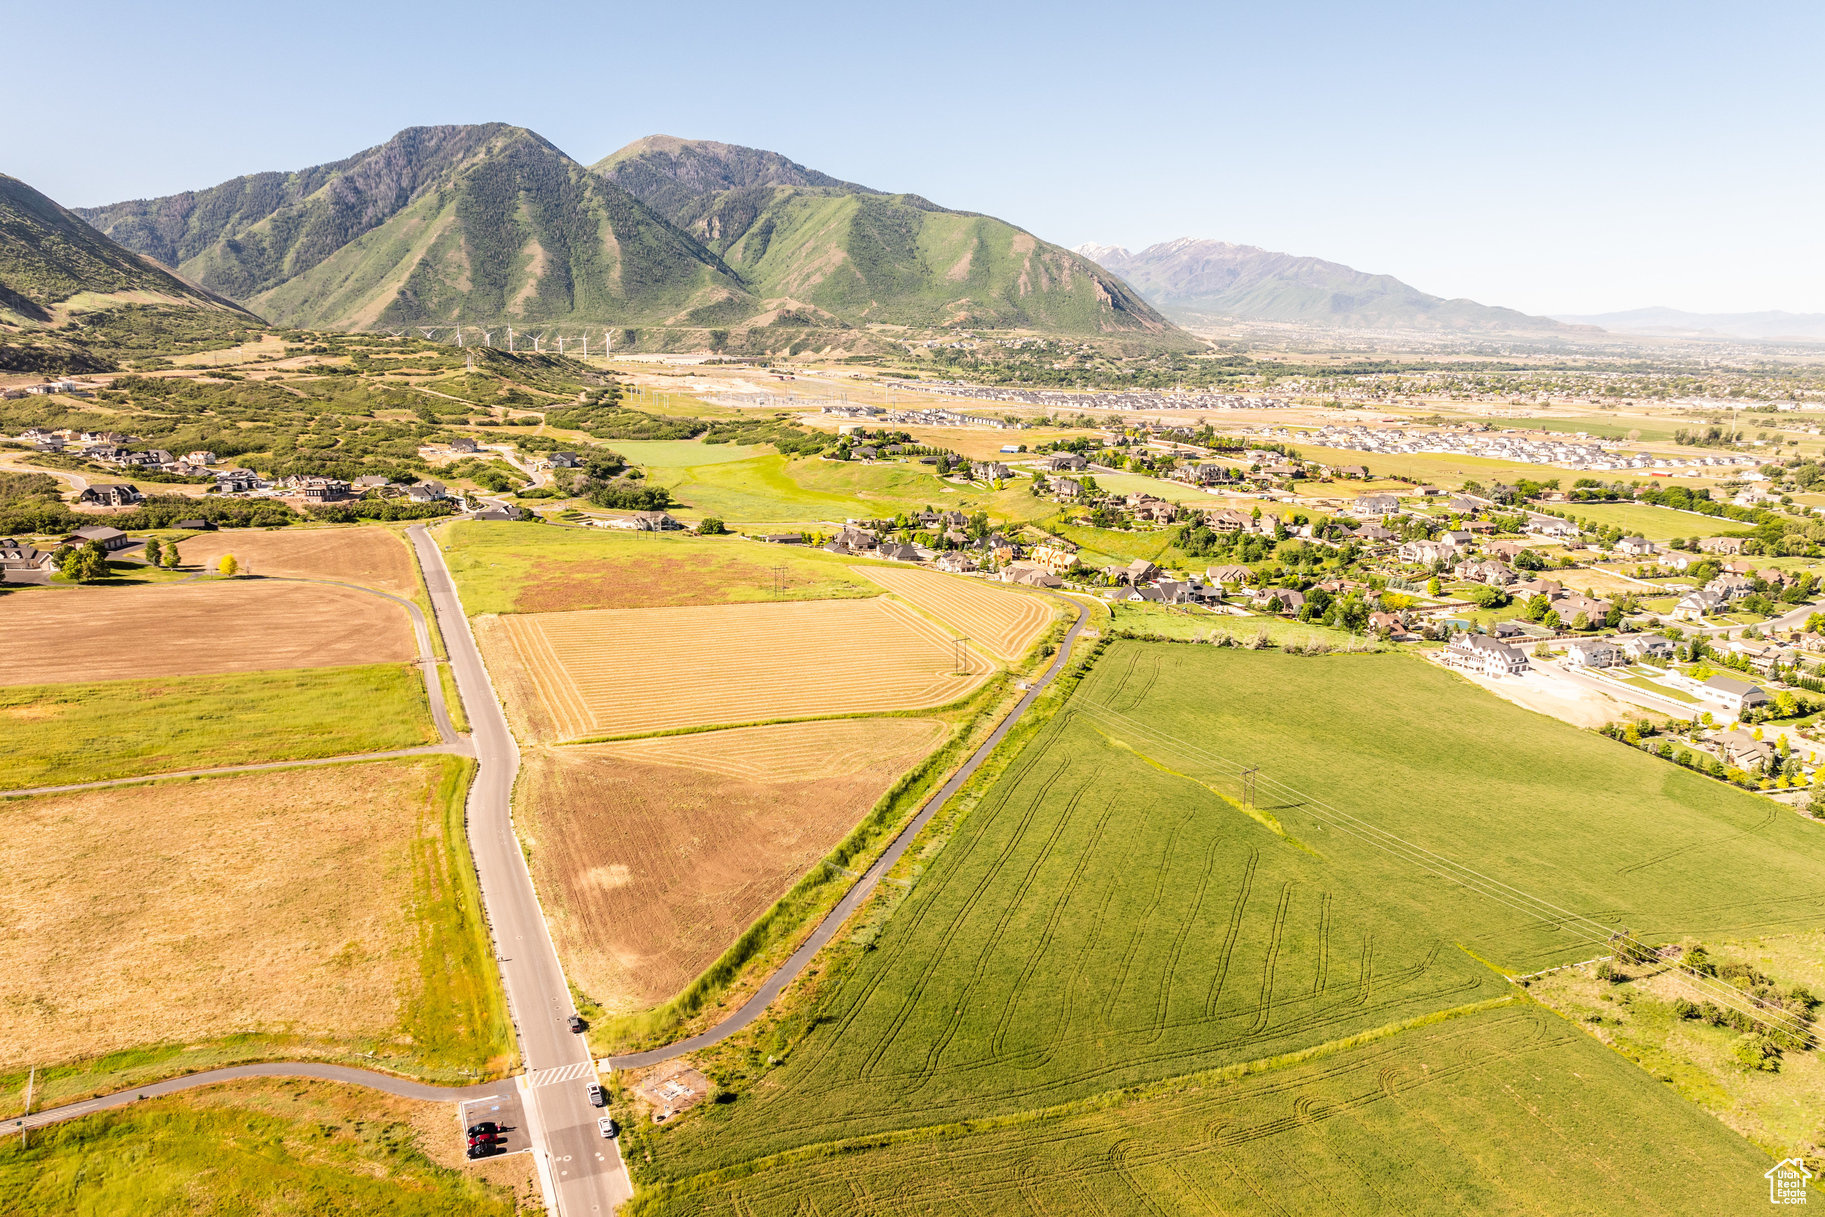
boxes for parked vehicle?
[568,1015,586,1033]
[466,1142,500,1160]
[586,1082,606,1108]
[597,1115,616,1138]
[466,1121,499,1137]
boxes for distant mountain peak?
[1077,237,1566,334]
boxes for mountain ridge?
[1076,237,1569,333]
[1553,306,1825,343]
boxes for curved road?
[7,1062,512,1135]
[609,596,1090,1070]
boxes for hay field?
[498,598,989,739]
[0,758,506,1094]
[178,526,420,597]
[523,720,948,1011]
[628,1007,1769,1216]
[634,641,1825,1202]
[0,581,415,685]
[439,520,877,615]
[855,566,1056,661]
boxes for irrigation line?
[1075,697,1819,1044]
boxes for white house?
[1562,637,1625,668]
[1615,536,1655,557]
[1672,589,1724,621]
[1618,634,1675,662]
[1701,674,1772,717]
[1445,632,1529,677]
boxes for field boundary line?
[0,745,464,799]
[606,597,1091,1071]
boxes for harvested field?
[178,526,420,597]
[0,759,490,1078]
[497,598,989,740]
[855,565,1056,661]
[0,581,415,685]
[523,720,948,1012]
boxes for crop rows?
[854,564,1056,661]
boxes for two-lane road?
[409,525,631,1215]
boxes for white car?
[597,1115,616,1139]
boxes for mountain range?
[64,126,1174,350]
[1551,306,1825,343]
[0,172,242,325]
[1074,238,1569,333]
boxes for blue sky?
[6,0,1822,316]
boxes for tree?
[218,553,239,577]
[1571,611,1591,631]
[1426,576,1441,596]
[143,537,163,567]
[697,518,727,535]
[55,541,110,583]
[162,546,181,569]
[1514,548,1546,571]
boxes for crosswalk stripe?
[528,1061,595,1088]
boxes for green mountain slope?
[1076,237,1568,333]
[80,125,752,332]
[0,173,238,323]
[594,136,1179,339]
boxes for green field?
[1500,414,1681,442]
[436,520,884,614]
[1083,471,1221,504]
[0,664,437,789]
[612,439,774,468]
[628,643,1821,1210]
[1556,500,1741,541]
[644,452,1051,525]
[0,1079,518,1215]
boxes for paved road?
[7,1063,512,1135]
[609,597,1091,1071]
[410,524,632,1216]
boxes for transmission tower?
[953,637,971,674]
[1241,766,1259,808]
[770,565,788,598]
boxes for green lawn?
[612,439,774,468]
[0,1079,518,1216]
[1500,414,1681,442]
[1555,501,1741,542]
[436,519,884,614]
[645,452,1052,526]
[1082,471,1220,504]
[0,664,437,789]
[628,642,1816,1210]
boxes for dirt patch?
[515,553,782,613]
[0,761,446,1070]
[498,597,990,740]
[523,720,947,1012]
[0,580,416,685]
[179,527,420,598]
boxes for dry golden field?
[178,527,420,597]
[0,581,416,685]
[521,719,949,1011]
[0,760,447,1070]
[494,597,989,739]
[854,564,1056,660]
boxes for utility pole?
[508,326,515,354]
[1241,766,1259,809]
[954,637,971,674]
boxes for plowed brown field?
[0,581,416,685]
[498,597,989,740]
[854,565,1056,660]
[522,719,950,1012]
[178,527,420,597]
[0,760,445,1068]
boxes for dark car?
[466,1142,500,1160]
[568,1015,586,1033]
[465,1121,499,1137]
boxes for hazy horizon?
[8,0,1822,318]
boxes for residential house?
[352,475,390,491]
[1438,530,1474,549]
[549,452,581,469]
[1524,515,1580,539]
[1485,541,1526,560]
[184,450,218,466]
[1001,561,1062,589]
[1254,587,1306,614]
[1491,620,1528,639]
[935,552,978,573]
[1444,632,1529,676]
[1714,729,1776,770]
[175,518,212,531]
[1369,611,1417,640]
[1706,574,1754,601]
[1552,592,1612,625]
[1354,493,1400,516]
[1729,639,1797,674]
[301,479,351,503]
[1207,564,1254,585]
[1701,674,1772,716]
[1116,558,1159,585]
[76,484,142,508]
[878,541,921,562]
[1511,578,1563,600]
[1453,559,1516,586]
[1698,536,1745,554]
[631,511,683,531]
[1352,524,1396,543]
[1615,536,1655,557]
[68,525,131,551]
[1672,589,1725,621]
[1031,539,1079,575]
[448,436,480,454]
[1207,508,1256,533]
[1562,637,1625,668]
[0,538,56,582]
[972,461,1011,481]
[1618,634,1675,662]
[214,472,261,494]
[1398,540,1455,566]
[473,504,526,522]
[1045,453,1088,472]
[1052,476,1083,500]
[754,533,805,545]
[1332,465,1369,479]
